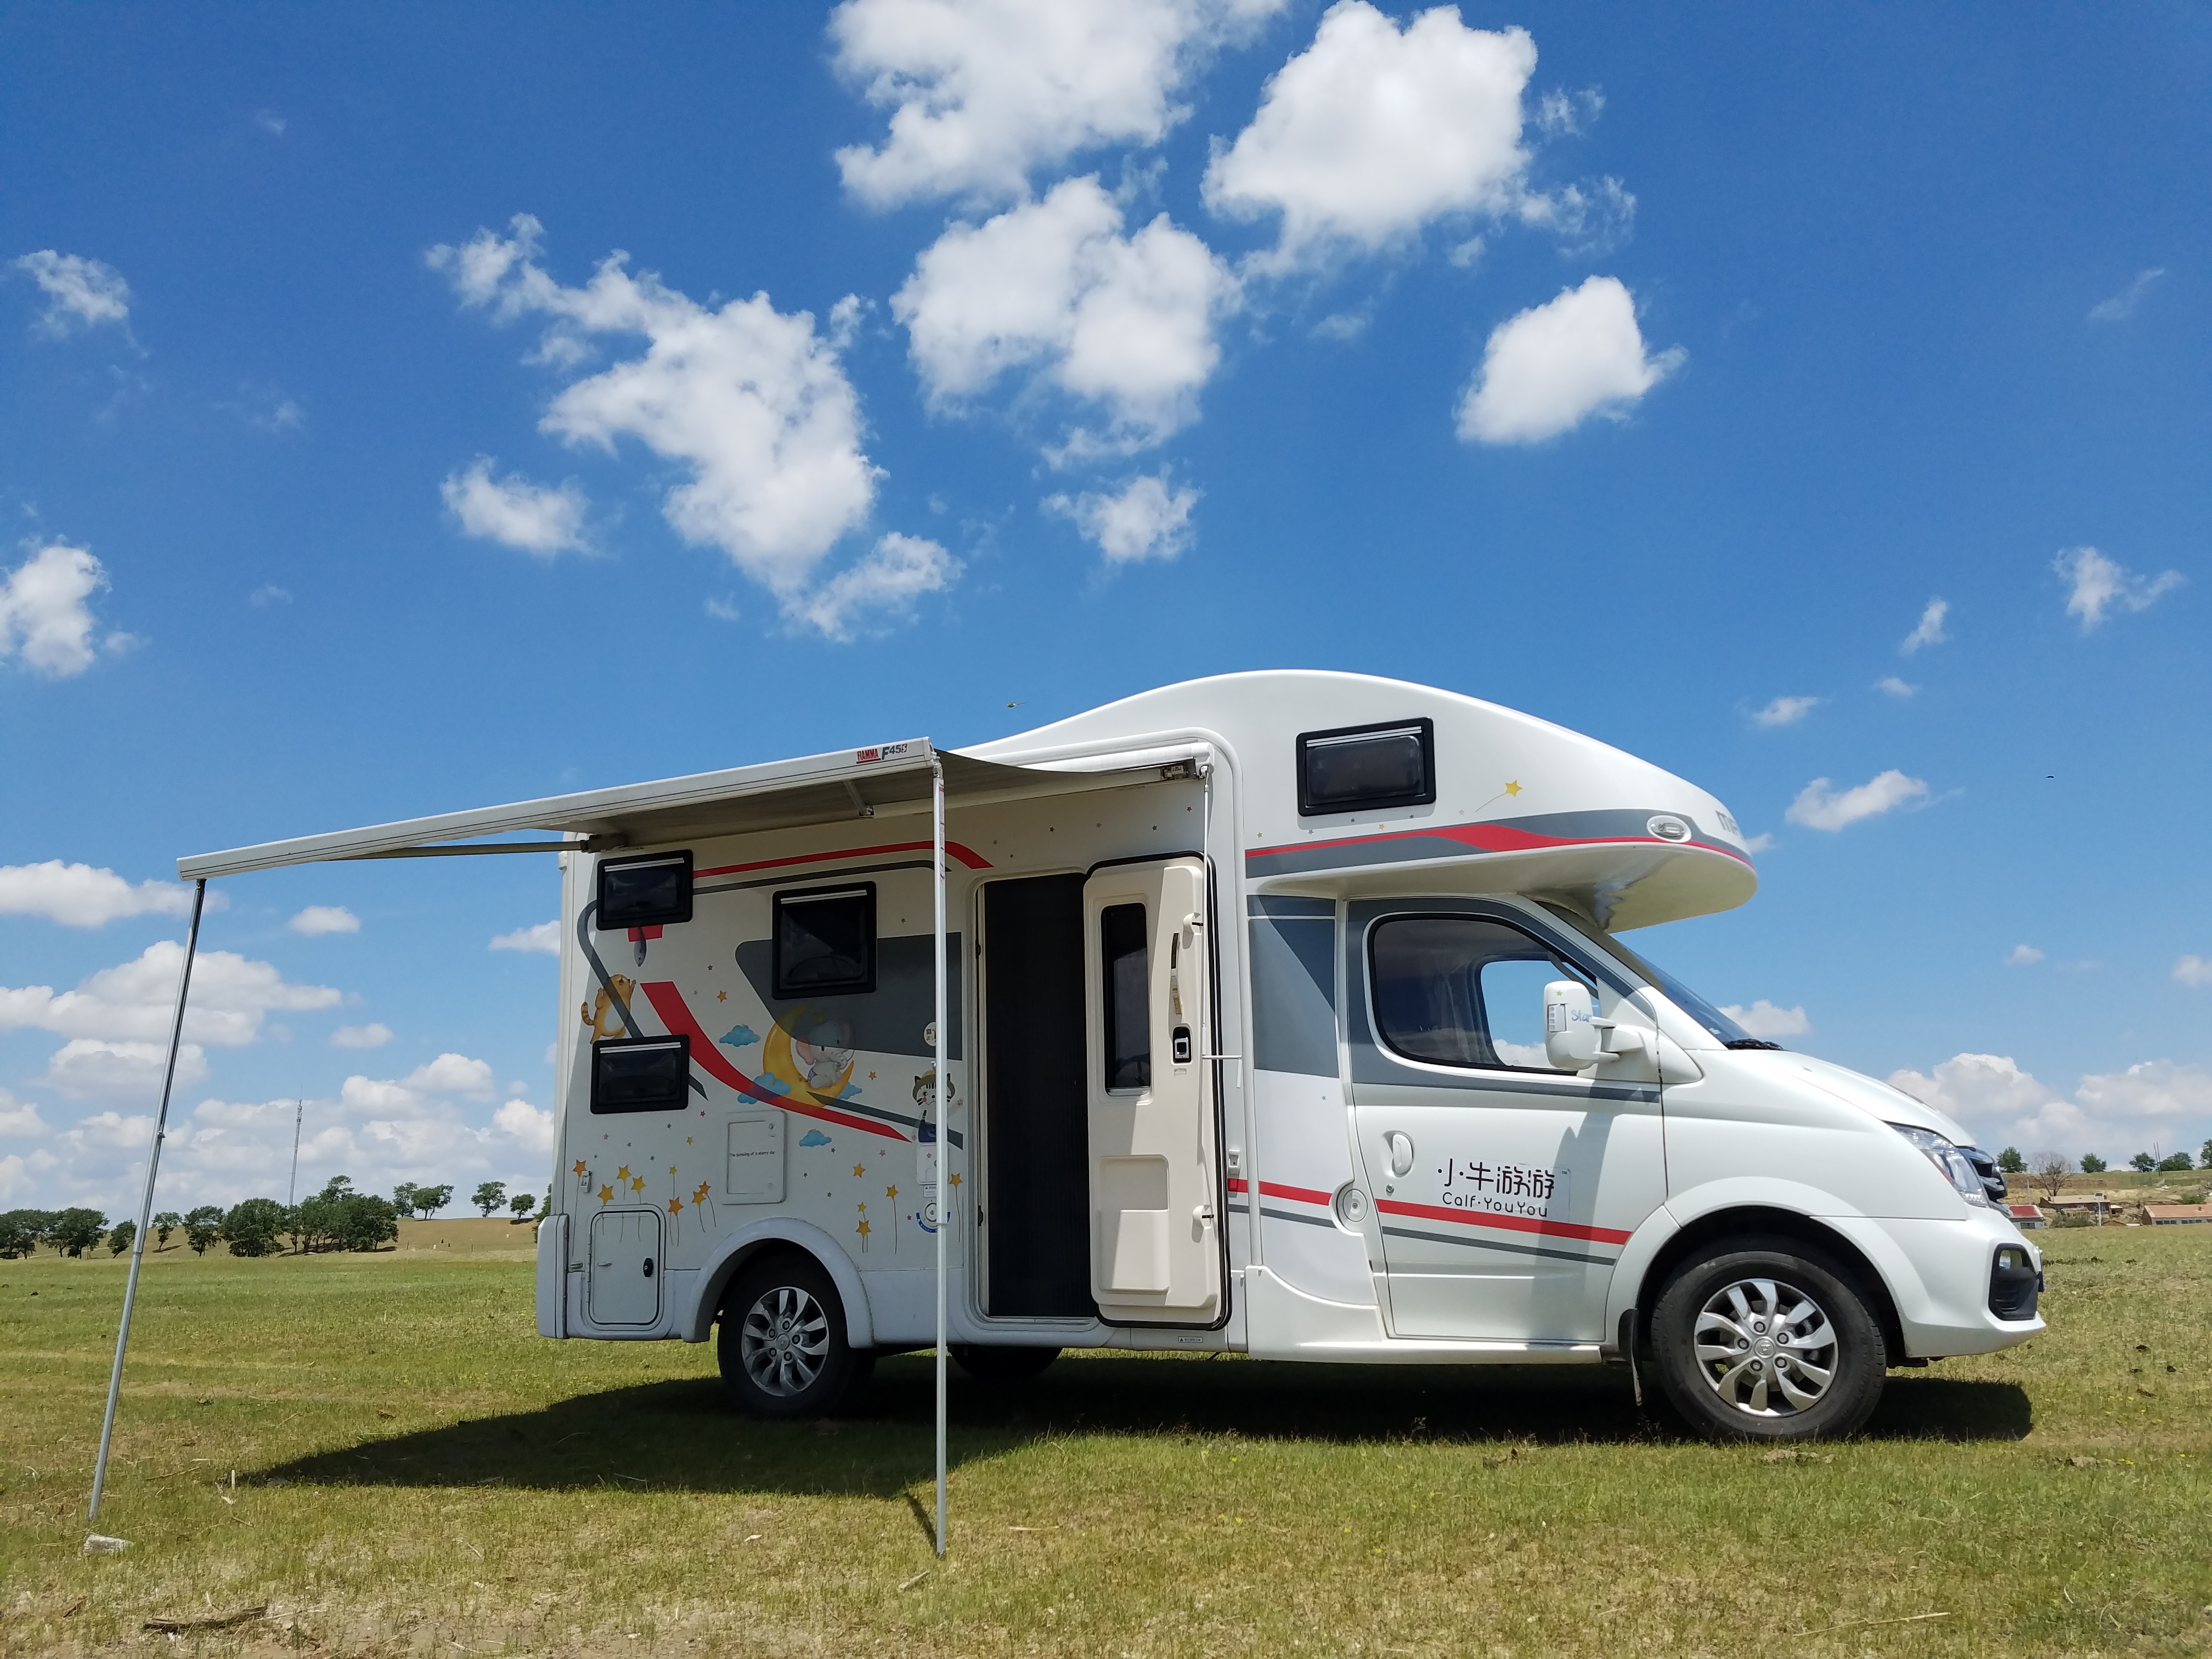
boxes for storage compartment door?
[587,1207,663,1327]
[1082,857,1221,1324]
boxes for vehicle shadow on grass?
[257,1355,2029,1498]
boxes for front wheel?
[1650,1237,1886,1441]
[718,1254,874,1419]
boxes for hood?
[1751,1052,1976,1146]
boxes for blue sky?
[3,2,2207,1215]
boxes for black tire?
[950,1343,1062,1383]
[717,1253,874,1419]
[1650,1235,1887,1441]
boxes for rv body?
[531,671,2041,1419]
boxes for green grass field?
[3,1224,2207,1657]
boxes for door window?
[1099,902,1150,1091]
[1369,916,1589,1073]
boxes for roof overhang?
[178,740,1194,880]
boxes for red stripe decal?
[1246,822,1750,868]
[1226,1177,1249,1193]
[696,839,991,878]
[639,981,907,1141]
[1376,1197,1631,1246]
[1259,1180,1335,1206]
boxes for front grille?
[1989,1246,2039,1320]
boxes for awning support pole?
[89,877,207,1523]
[930,758,948,1558]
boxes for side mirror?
[1543,980,1601,1070]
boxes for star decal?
[597,1184,614,1203]
[571,1160,586,1177]
[717,990,727,1002]
[853,1164,867,1178]
[616,1165,632,1182]
[1504,780,1522,797]
[667,1197,683,1215]
[630,1176,645,1194]
[885,1184,899,1200]
[693,1182,712,1205]
[949,1172,962,1188]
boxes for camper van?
[184,671,2043,1441]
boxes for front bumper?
[1826,1209,2046,1358]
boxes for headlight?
[1891,1123,1992,1206]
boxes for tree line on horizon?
[0,1177,547,1260]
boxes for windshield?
[1538,904,1777,1049]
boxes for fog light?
[1989,1245,2039,1320]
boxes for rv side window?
[773,884,876,997]
[1297,718,1436,816]
[597,851,693,930]
[591,1035,691,1113]
[1369,916,1583,1073]
[1100,902,1150,1092]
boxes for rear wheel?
[950,1343,1062,1383]
[718,1254,873,1419]
[1650,1237,1886,1441]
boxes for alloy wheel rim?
[738,1284,831,1397]
[1692,1276,1839,1418]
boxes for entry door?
[1345,901,1664,1343]
[1082,857,1222,1324]
[588,1208,663,1327]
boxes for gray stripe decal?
[1381,1223,1618,1267]
[1247,810,1745,879]
[1249,895,1335,918]
[1352,1070,1659,1105]
[1260,1205,1339,1229]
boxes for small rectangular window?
[1297,718,1436,816]
[1101,902,1150,1092]
[591,1034,691,1113]
[774,883,877,998]
[597,850,693,930]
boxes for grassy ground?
[2,1227,2207,1657]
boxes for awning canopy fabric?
[178,741,1180,879]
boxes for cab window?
[1369,915,1588,1072]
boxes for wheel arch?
[678,1218,874,1350]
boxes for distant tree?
[472,1181,507,1217]
[2201,1140,2212,1170]
[334,1193,400,1251]
[2129,1152,2157,1172]
[2080,1153,2108,1175]
[391,1182,420,1219]
[50,1207,109,1257]
[107,1220,136,1256]
[413,1183,454,1218]
[2026,1152,2070,1201]
[0,1210,48,1258]
[322,1175,354,1199]
[1996,1147,2025,1174]
[2156,1151,2193,1172]
[509,1191,537,1222]
[152,1210,182,1250]
[223,1198,287,1257]
[184,1205,224,1255]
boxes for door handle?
[1385,1132,1414,1177]
[642,1257,654,1278]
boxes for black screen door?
[981,874,1094,1317]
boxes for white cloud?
[1720,1000,1809,1039]
[2005,944,2045,967]
[1,542,120,678]
[1045,471,1198,563]
[440,457,591,556]
[0,1090,50,1137]
[1888,1052,2212,1161]
[1204,3,1536,269]
[2074,1060,2212,1122]
[402,1053,498,1101]
[330,1023,393,1049]
[490,921,561,955]
[38,1037,208,1101]
[1899,597,1948,654]
[428,216,896,624]
[10,251,132,338]
[493,1097,557,1153]
[289,905,360,936]
[2174,956,2212,989]
[1456,276,1682,445]
[2056,545,2184,631]
[830,0,1285,208]
[894,176,1238,454]
[1741,832,1776,855]
[1889,1053,2068,1141]
[249,584,292,607]
[0,861,195,927]
[704,595,743,622]
[2087,267,2165,323]
[786,533,962,641]
[1784,770,1929,832]
[1875,675,1917,698]
[1534,86,1603,138]
[1749,695,1818,729]
[0,940,340,1047]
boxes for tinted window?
[591,1035,691,1113]
[1370,916,1585,1072]
[1536,903,1769,1049]
[774,885,876,997]
[597,851,692,930]
[1298,718,1435,815]
[1101,902,1150,1091]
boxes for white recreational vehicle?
[179,671,2042,1442]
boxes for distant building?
[2143,1204,2212,1226]
[2005,1203,2046,1229]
